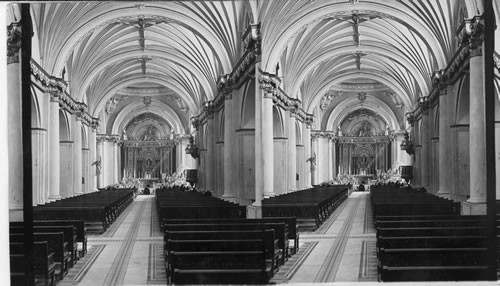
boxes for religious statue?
[337,125,343,136]
[122,129,128,140]
[306,152,317,171]
[92,157,102,175]
[143,127,155,141]
[358,122,370,137]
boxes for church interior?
[3,0,500,285]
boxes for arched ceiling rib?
[259,0,461,112]
[32,2,249,118]
[29,1,479,136]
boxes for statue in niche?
[92,156,102,175]
[142,126,156,141]
[306,152,317,171]
[358,122,371,137]
[122,129,128,140]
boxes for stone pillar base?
[247,204,262,218]
[263,192,276,199]
[222,195,236,203]
[9,208,23,222]
[436,191,451,200]
[461,201,486,215]
[48,195,61,201]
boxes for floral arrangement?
[160,171,194,190]
[322,173,357,186]
[375,168,407,185]
[103,177,141,190]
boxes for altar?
[353,175,373,184]
[139,178,160,187]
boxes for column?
[82,148,89,193]
[327,138,333,180]
[31,128,47,205]
[317,136,328,183]
[206,116,215,192]
[73,115,82,195]
[89,128,97,191]
[8,58,24,219]
[287,113,296,191]
[113,140,120,183]
[332,138,337,179]
[421,109,430,189]
[60,140,74,198]
[48,96,61,201]
[466,46,486,212]
[437,88,451,198]
[96,139,104,188]
[303,123,312,188]
[262,93,274,197]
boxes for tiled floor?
[57,193,498,286]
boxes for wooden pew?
[10,232,70,281]
[28,220,86,257]
[163,217,299,255]
[169,251,270,284]
[10,242,57,286]
[380,265,489,282]
[164,229,278,276]
[262,185,348,230]
[164,223,288,264]
[376,235,488,253]
[10,225,77,266]
[377,226,488,238]
[34,189,134,233]
[371,186,492,282]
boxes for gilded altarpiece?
[336,109,391,180]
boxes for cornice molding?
[258,69,314,125]
[31,59,100,128]
[409,16,486,123]
[193,23,262,130]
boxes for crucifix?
[138,56,152,75]
[120,16,165,51]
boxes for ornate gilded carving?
[456,16,484,53]
[31,59,99,127]
[7,21,22,64]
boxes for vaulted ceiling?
[29,0,492,134]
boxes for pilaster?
[73,114,83,195]
[48,94,61,201]
[460,15,487,214]
[287,112,297,192]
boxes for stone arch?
[81,125,88,149]
[295,121,302,145]
[59,110,71,141]
[433,105,440,139]
[455,74,470,125]
[273,106,284,138]
[240,78,256,129]
[30,86,41,129]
